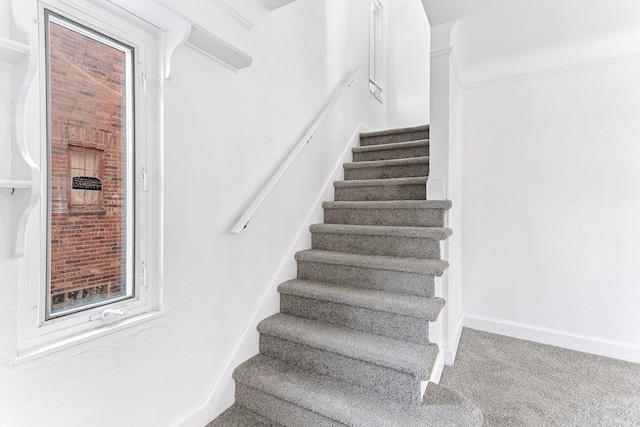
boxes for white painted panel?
[387,0,430,128]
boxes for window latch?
[90,308,127,322]
[142,261,148,288]
[142,165,148,192]
[141,72,147,96]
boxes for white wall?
[0,0,389,426]
[456,31,640,360]
[425,21,464,371]
[387,0,430,128]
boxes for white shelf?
[186,25,252,71]
[0,179,33,189]
[0,36,29,64]
[0,180,33,194]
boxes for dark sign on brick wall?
[72,176,103,191]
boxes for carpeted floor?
[440,328,640,427]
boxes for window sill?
[68,207,107,215]
[13,309,165,365]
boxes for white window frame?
[16,0,163,359]
[369,0,384,103]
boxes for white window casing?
[16,0,163,360]
[369,0,384,103]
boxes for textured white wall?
[387,0,430,128]
[459,44,640,359]
[0,0,388,426]
[0,66,11,260]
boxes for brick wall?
[48,20,129,313]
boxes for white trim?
[229,68,360,235]
[13,310,165,364]
[443,313,464,365]
[428,348,445,384]
[209,0,253,30]
[169,123,370,427]
[463,50,640,90]
[464,314,640,364]
[368,1,383,103]
[106,0,253,71]
[426,178,446,201]
[429,47,452,59]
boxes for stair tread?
[233,354,483,427]
[322,200,452,210]
[333,176,427,188]
[295,249,448,276]
[310,223,451,239]
[207,404,280,427]
[360,125,429,139]
[344,156,428,169]
[258,313,434,377]
[352,139,428,153]
[216,123,475,425]
[278,279,445,320]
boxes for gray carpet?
[440,328,640,426]
[207,125,483,426]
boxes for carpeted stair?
[209,125,483,426]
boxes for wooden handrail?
[229,67,360,235]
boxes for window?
[17,0,161,356]
[369,0,384,103]
[68,146,104,209]
[46,12,134,318]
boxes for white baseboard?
[168,123,369,427]
[464,313,640,364]
[442,314,464,366]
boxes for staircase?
[209,125,483,426]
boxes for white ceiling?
[421,0,640,82]
[421,0,640,29]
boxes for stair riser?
[353,145,428,162]
[360,130,429,146]
[235,383,344,427]
[297,261,435,297]
[280,294,430,345]
[334,184,426,201]
[260,335,421,404]
[344,163,428,180]
[311,232,441,259]
[211,404,279,427]
[323,207,446,227]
